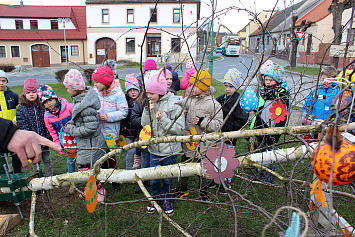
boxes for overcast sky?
[0,0,301,33]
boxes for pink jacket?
[180,67,197,97]
[44,98,73,154]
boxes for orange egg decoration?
[85,175,98,213]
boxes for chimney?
[20,0,23,7]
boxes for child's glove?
[194,116,204,126]
[285,212,300,237]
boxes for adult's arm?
[0,118,18,153]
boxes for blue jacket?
[0,87,18,121]
[302,84,339,120]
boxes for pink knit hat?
[186,59,194,69]
[23,78,38,94]
[260,60,274,75]
[63,69,85,91]
[144,59,158,72]
[145,70,167,95]
[92,65,114,86]
[125,73,140,93]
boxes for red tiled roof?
[0,5,86,40]
[296,0,332,25]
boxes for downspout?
[82,40,86,65]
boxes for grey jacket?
[65,87,106,165]
[141,92,185,157]
[183,86,223,158]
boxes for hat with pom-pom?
[63,69,85,90]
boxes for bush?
[0,64,16,72]
[55,69,69,83]
[84,69,95,85]
[124,61,140,67]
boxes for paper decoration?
[117,134,127,147]
[186,127,198,150]
[239,88,258,112]
[63,133,77,153]
[139,125,151,149]
[269,100,288,123]
[106,134,117,152]
[201,143,238,184]
[85,175,97,213]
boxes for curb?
[284,70,314,78]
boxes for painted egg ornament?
[310,125,355,207]
[85,175,98,213]
[106,133,117,151]
[239,88,258,112]
[139,125,151,149]
[63,133,77,153]
[117,134,127,147]
[186,127,198,150]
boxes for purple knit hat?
[63,69,85,91]
[144,59,158,72]
[24,78,38,94]
[145,70,167,95]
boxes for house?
[85,0,200,64]
[237,26,246,54]
[0,4,87,67]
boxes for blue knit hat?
[264,65,284,84]
[224,68,242,89]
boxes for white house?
[85,0,200,64]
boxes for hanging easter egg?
[85,175,98,213]
[186,127,198,150]
[117,135,127,147]
[63,133,77,153]
[139,125,151,149]
[239,88,258,112]
[106,133,117,152]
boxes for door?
[31,44,50,67]
[60,46,69,64]
[95,38,116,64]
[147,37,161,57]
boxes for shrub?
[55,69,69,83]
[124,61,140,67]
[84,69,95,85]
[0,64,16,72]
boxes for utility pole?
[208,0,215,78]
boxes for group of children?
[0,57,344,216]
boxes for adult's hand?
[7,130,62,169]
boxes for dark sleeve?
[223,104,249,132]
[16,105,31,131]
[170,72,180,92]
[131,101,144,129]
[0,118,19,153]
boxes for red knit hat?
[24,78,38,94]
[92,65,114,86]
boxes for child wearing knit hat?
[63,69,107,200]
[16,79,53,177]
[180,59,197,97]
[142,68,185,216]
[178,69,224,201]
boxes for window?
[147,36,161,57]
[150,8,157,23]
[173,9,180,23]
[0,46,6,58]
[11,46,20,58]
[71,45,79,56]
[126,38,135,53]
[51,20,58,30]
[15,20,23,30]
[127,9,134,23]
[171,38,180,53]
[102,9,109,23]
[349,28,355,45]
[30,20,38,30]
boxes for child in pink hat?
[142,68,185,216]
[180,59,197,97]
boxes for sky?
[0,0,301,33]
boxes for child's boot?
[132,154,142,169]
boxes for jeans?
[135,149,150,169]
[41,150,53,176]
[67,157,76,173]
[150,154,176,198]
[125,138,136,170]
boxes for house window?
[11,46,20,58]
[71,45,79,56]
[173,9,180,23]
[349,28,355,45]
[171,38,181,53]
[51,20,58,30]
[15,20,23,30]
[102,9,109,23]
[0,46,6,58]
[147,36,161,57]
[150,8,157,23]
[30,20,38,30]
[126,38,135,53]
[127,9,134,23]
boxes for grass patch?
[117,61,141,69]
[213,56,221,60]
[284,66,321,75]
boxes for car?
[215,47,222,53]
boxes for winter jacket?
[0,118,18,153]
[16,103,51,150]
[44,98,73,152]
[0,87,18,121]
[183,86,223,157]
[170,71,180,92]
[131,99,149,152]
[216,92,249,145]
[302,84,339,120]
[95,79,128,140]
[120,94,139,139]
[141,92,185,156]
[180,68,197,97]
[65,87,106,165]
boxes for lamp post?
[58,17,70,68]
[208,0,215,78]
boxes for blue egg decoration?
[239,88,258,112]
